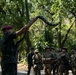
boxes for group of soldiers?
[26,47,76,75]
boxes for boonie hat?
[34,49,39,53]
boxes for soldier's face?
[46,49,50,52]
[62,49,66,53]
[3,29,13,34]
[31,50,34,52]
[35,52,38,54]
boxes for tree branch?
[61,20,75,47]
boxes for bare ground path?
[0,62,73,75]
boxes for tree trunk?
[58,23,61,48]
[61,21,74,48]
[25,0,31,53]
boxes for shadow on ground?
[17,72,26,75]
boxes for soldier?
[70,48,76,60]
[58,48,70,75]
[27,47,34,75]
[32,49,43,75]
[43,46,53,75]
[70,48,76,75]
[50,47,57,75]
[0,16,38,75]
[56,49,62,75]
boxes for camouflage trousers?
[44,64,52,75]
[58,64,69,75]
[1,63,17,75]
[33,64,42,75]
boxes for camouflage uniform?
[58,48,70,75]
[1,32,17,75]
[56,50,62,74]
[43,47,53,75]
[70,49,76,75]
[32,50,43,75]
[50,47,57,75]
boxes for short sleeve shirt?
[1,32,17,64]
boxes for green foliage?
[0,0,76,57]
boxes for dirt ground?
[17,62,28,71]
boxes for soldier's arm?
[16,17,38,37]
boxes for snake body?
[37,16,61,26]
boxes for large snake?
[37,16,61,26]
